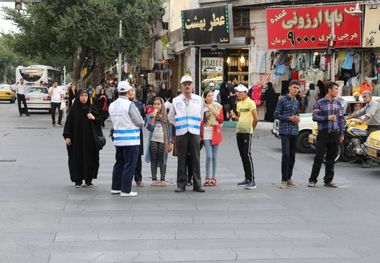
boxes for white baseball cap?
[180,75,193,84]
[117,81,131,92]
[209,82,215,87]
[235,84,248,93]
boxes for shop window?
[233,9,250,29]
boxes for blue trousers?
[112,146,139,193]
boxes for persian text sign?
[363,4,380,47]
[267,4,361,49]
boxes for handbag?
[102,98,108,112]
[60,100,66,110]
[91,121,106,150]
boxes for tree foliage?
[4,0,163,84]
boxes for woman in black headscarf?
[264,82,277,122]
[63,89,102,187]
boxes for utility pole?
[330,12,335,82]
[118,20,122,83]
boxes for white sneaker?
[111,190,121,194]
[120,191,138,197]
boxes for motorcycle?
[309,119,368,163]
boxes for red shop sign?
[267,4,361,49]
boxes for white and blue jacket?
[108,97,144,146]
[169,93,203,136]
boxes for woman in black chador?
[63,89,102,187]
[264,82,277,122]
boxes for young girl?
[145,97,173,186]
[201,90,224,187]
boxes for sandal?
[151,180,159,187]
[204,178,210,187]
[209,178,216,186]
[160,181,167,187]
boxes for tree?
[4,0,163,86]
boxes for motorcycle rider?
[348,91,380,134]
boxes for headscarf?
[70,89,90,114]
[153,97,168,124]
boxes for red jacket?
[200,106,224,145]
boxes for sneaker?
[111,189,121,194]
[287,179,296,186]
[237,179,251,187]
[324,181,338,188]
[151,180,159,187]
[244,181,257,190]
[308,182,316,188]
[136,181,144,187]
[58,123,63,126]
[279,181,288,189]
[160,181,167,187]
[120,191,138,197]
[74,184,81,188]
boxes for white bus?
[15,65,61,86]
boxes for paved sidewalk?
[1,103,380,262]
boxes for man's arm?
[129,103,144,128]
[168,103,176,124]
[252,108,258,130]
[274,99,289,121]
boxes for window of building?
[233,8,250,29]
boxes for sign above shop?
[181,5,232,46]
[363,4,380,48]
[267,4,362,49]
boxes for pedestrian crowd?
[56,75,380,196]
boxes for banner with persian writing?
[363,4,380,48]
[181,5,232,46]
[267,4,361,49]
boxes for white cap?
[180,75,193,84]
[118,81,131,92]
[209,82,215,87]
[235,84,248,93]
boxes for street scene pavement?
[1,102,380,263]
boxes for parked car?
[25,86,51,112]
[364,130,380,163]
[272,96,379,153]
[0,84,16,103]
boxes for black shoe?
[237,179,251,187]
[193,188,205,193]
[58,122,63,126]
[175,188,186,193]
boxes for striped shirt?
[312,97,344,136]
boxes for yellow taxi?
[0,84,16,103]
[365,131,380,163]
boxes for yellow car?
[365,131,380,163]
[0,84,16,103]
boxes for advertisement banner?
[181,5,232,46]
[363,4,380,48]
[267,4,361,49]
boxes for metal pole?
[118,20,122,82]
[331,12,335,82]
[63,66,67,85]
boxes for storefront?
[181,5,250,91]
[266,3,363,96]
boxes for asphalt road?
[1,101,380,263]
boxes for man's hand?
[65,138,71,145]
[328,115,336,121]
[229,110,236,119]
[289,115,300,124]
[87,113,95,120]
[167,143,173,153]
[339,136,344,144]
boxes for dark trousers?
[309,131,339,183]
[134,155,142,183]
[176,133,202,190]
[112,146,139,193]
[280,135,297,181]
[236,133,255,181]
[51,102,63,124]
[17,94,29,115]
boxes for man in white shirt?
[16,78,30,117]
[48,81,63,125]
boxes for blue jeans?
[203,140,219,178]
[112,146,139,193]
